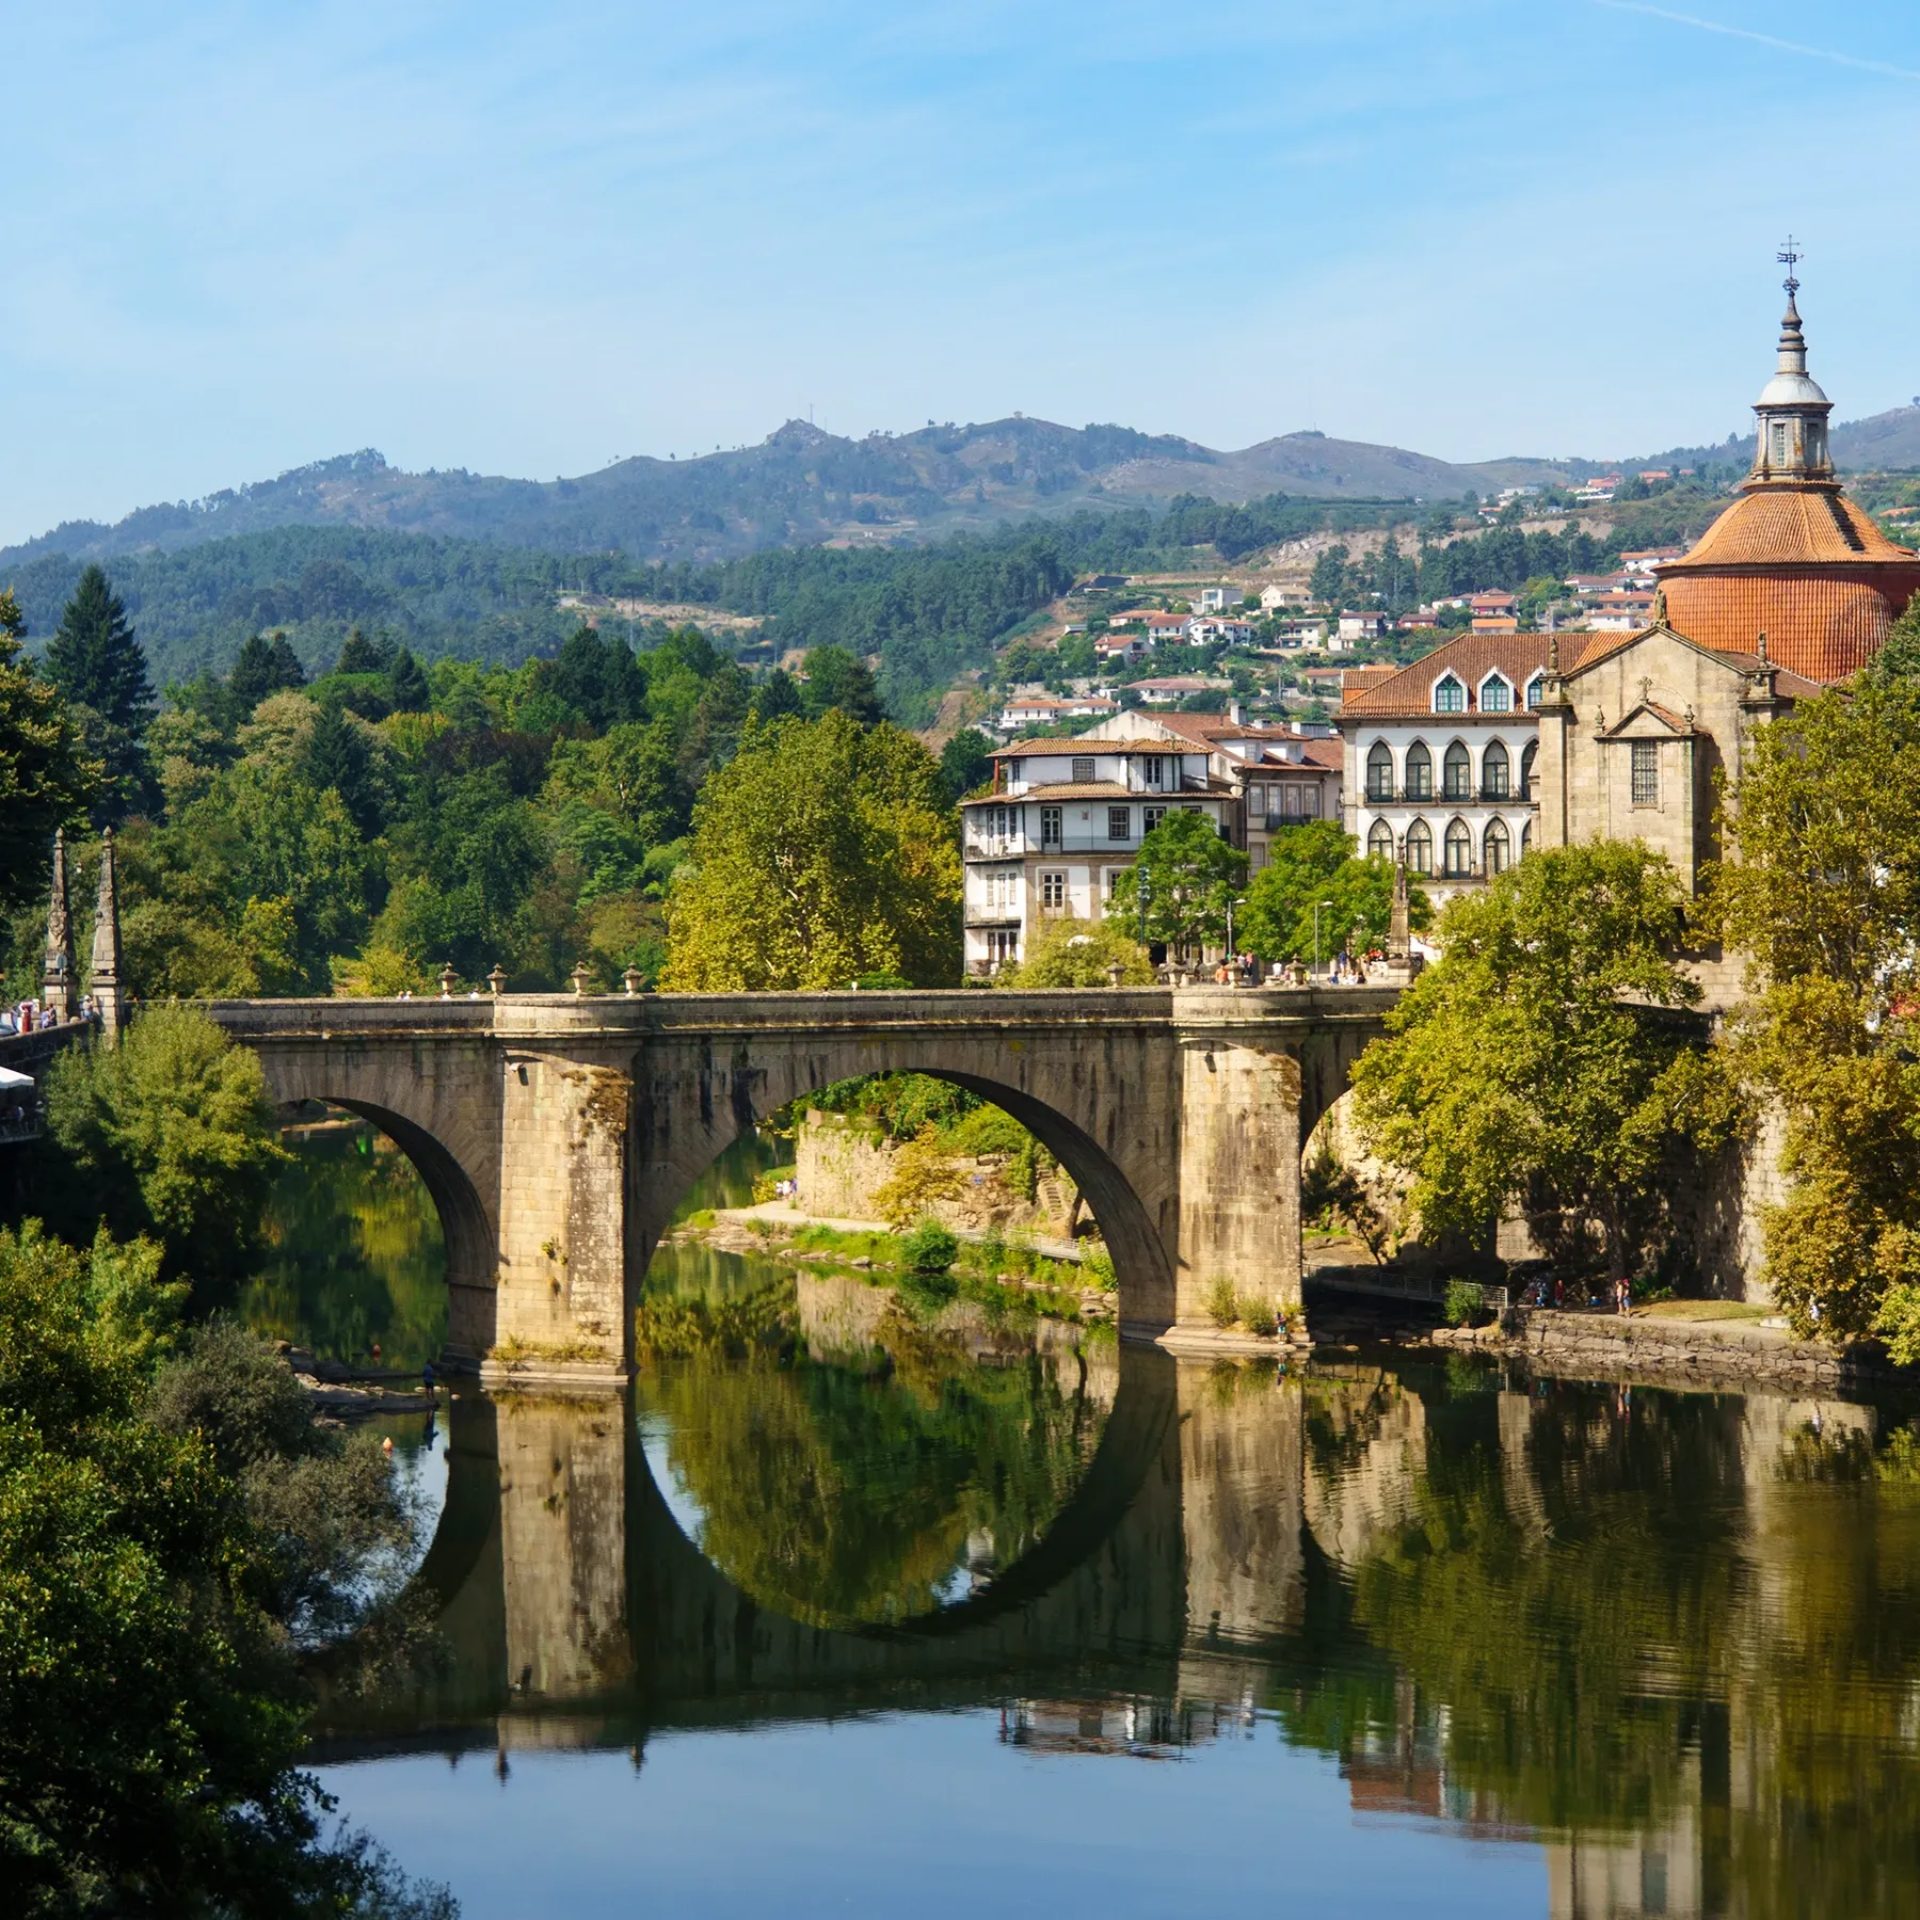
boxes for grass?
[488,1334,615,1364]
[1631,1299,1773,1323]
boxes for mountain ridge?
[10,406,1918,575]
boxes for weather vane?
[1777,235,1802,299]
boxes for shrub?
[1444,1278,1487,1327]
[1082,1243,1117,1293]
[899,1219,959,1277]
[1204,1276,1239,1328]
[1242,1301,1278,1338]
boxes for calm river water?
[253,1120,1920,1918]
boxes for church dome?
[1655,266,1920,684]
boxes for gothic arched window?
[1482,739,1510,799]
[1484,817,1510,876]
[1366,740,1394,802]
[1443,817,1472,877]
[1405,740,1433,800]
[1405,818,1433,875]
[1368,819,1395,861]
[1443,740,1471,800]
[1519,739,1537,796]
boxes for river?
[251,1117,1920,1917]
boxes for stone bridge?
[207,986,1397,1377]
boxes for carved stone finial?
[43,829,78,1019]
[622,966,644,996]
[439,962,457,999]
[487,964,507,997]
[1388,856,1411,962]
[88,829,125,1042]
[1547,632,1560,675]
[571,962,592,997]
[1756,629,1769,664]
[1651,585,1668,627]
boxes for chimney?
[1229,700,1245,727]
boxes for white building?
[1338,635,1550,908]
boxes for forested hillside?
[3,495,1428,722]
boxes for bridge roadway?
[206,984,1399,1382]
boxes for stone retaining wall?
[1427,1306,1909,1394]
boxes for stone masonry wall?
[793,1113,1081,1239]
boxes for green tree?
[298,701,383,835]
[1707,671,1920,1339]
[0,587,100,911]
[44,1005,291,1283]
[44,565,154,820]
[0,1221,454,1914]
[228,631,306,710]
[938,727,994,801]
[663,712,960,989]
[1240,822,1429,963]
[334,625,391,675]
[1000,912,1153,986]
[801,645,884,725]
[1123,809,1247,958]
[387,645,431,714]
[1353,842,1740,1282]
[749,667,803,725]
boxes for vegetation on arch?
[1351,842,1742,1283]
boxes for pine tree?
[388,647,430,713]
[229,632,305,710]
[44,566,153,820]
[749,668,803,725]
[264,633,305,691]
[45,566,152,735]
[334,626,390,675]
[298,702,381,835]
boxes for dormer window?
[1524,672,1545,711]
[1479,673,1513,713]
[1433,674,1466,715]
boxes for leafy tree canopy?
[1240,822,1430,962]
[0,587,100,910]
[998,912,1153,987]
[1122,809,1247,957]
[1352,842,1740,1280]
[662,711,960,990]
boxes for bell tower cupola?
[1749,239,1833,484]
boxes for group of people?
[1,996,99,1036]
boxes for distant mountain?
[0,419,1579,574]
[12,403,1913,581]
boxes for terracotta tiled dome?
[1655,282,1920,684]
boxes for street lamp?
[1313,899,1333,975]
[1136,866,1150,948]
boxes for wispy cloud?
[1591,0,1920,82]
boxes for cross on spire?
[1777,235,1802,301]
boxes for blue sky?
[4,1,1918,542]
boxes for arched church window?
[1519,740,1537,795]
[1405,740,1433,800]
[1443,817,1472,877]
[1520,819,1533,857]
[1443,740,1471,800]
[1368,819,1395,861]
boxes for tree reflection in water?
[635,1239,1113,1630]
[243,1113,448,1370]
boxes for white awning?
[0,1066,36,1091]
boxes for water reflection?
[245,1113,447,1369]
[317,1353,1920,1915]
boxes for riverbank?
[1348,1302,1918,1394]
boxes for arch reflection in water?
[635,1237,1119,1630]
[318,1359,1920,1917]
